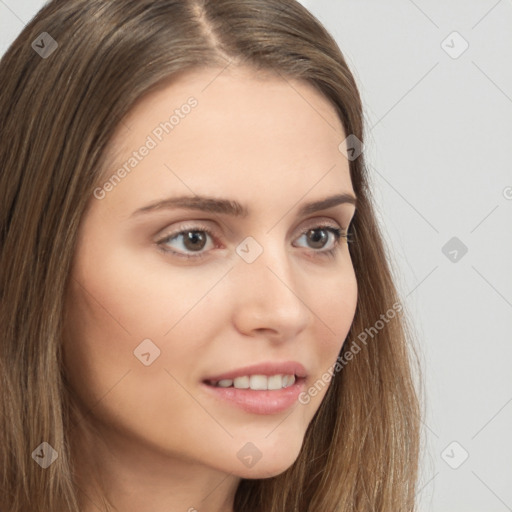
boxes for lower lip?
[201,378,306,415]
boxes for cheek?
[315,263,358,351]
[300,266,357,408]
[62,238,227,411]
[61,266,216,447]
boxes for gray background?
[1,1,511,510]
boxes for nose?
[230,239,312,342]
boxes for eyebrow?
[130,192,357,218]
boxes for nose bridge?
[231,232,311,335]
[236,232,295,294]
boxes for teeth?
[233,376,249,388]
[267,374,282,390]
[283,375,296,387]
[249,375,267,390]
[210,374,296,390]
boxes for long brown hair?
[0,0,422,510]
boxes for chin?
[234,458,298,480]
[228,435,304,480]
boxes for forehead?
[97,66,353,217]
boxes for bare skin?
[62,65,358,512]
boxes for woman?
[0,0,421,510]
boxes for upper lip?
[203,361,307,382]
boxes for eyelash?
[155,222,354,261]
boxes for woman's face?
[63,66,358,480]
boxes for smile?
[206,374,296,390]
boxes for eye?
[155,222,352,260]
[293,225,350,258]
[156,223,216,260]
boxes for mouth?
[200,361,308,414]
[201,374,307,415]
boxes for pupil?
[308,228,327,249]
[185,231,206,251]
